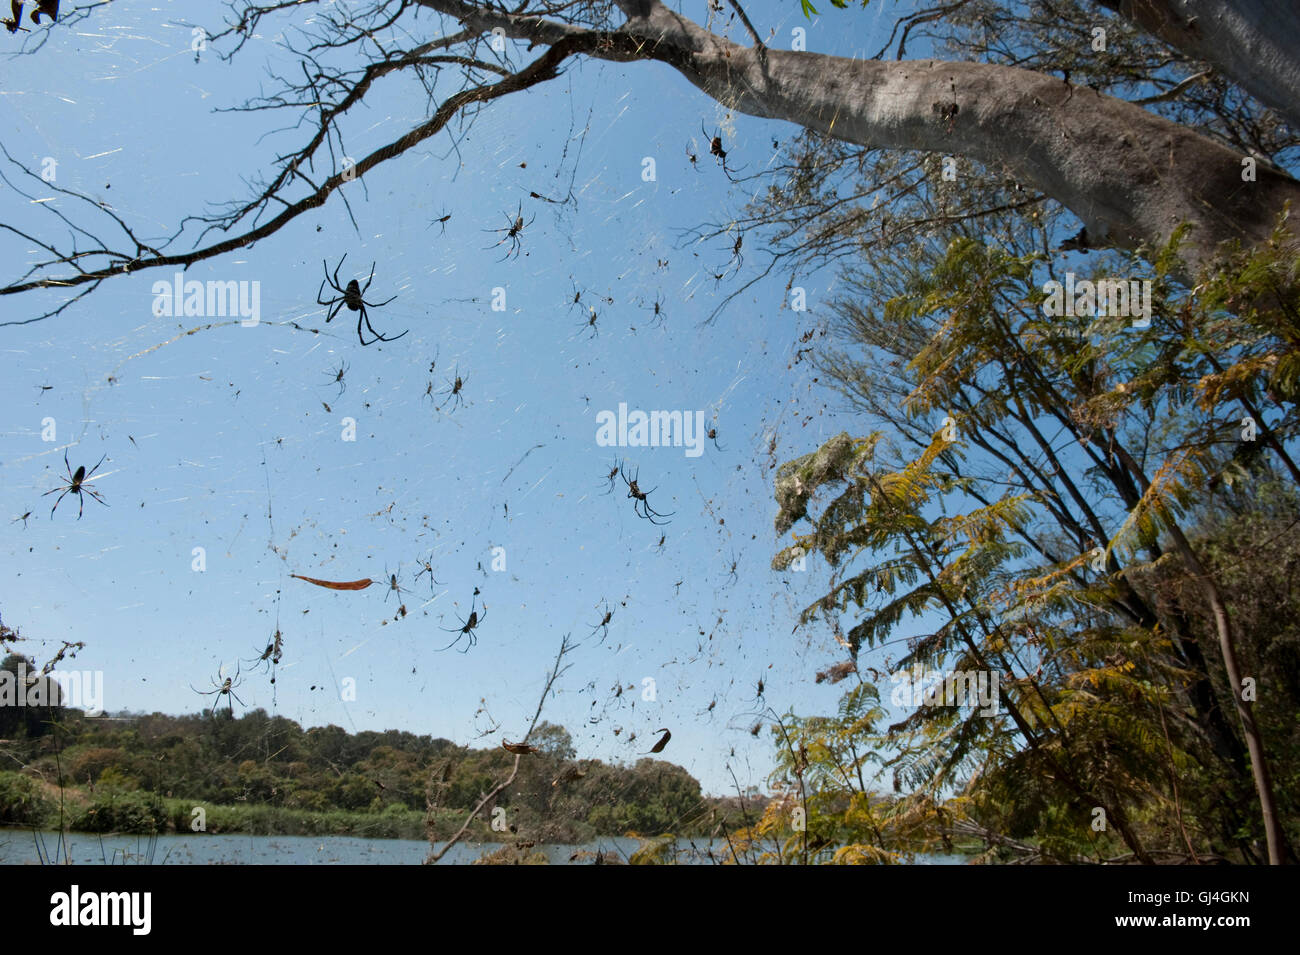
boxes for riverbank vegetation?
[0,673,758,844]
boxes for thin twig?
[425,632,576,863]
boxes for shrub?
[73,789,166,834]
[0,771,55,827]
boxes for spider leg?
[326,299,345,324]
[365,294,398,309]
[333,254,347,291]
[46,488,70,519]
[362,262,376,296]
[83,454,107,480]
[435,628,468,652]
[361,309,408,346]
[357,306,373,346]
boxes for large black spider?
[621,463,673,525]
[43,449,108,520]
[191,663,246,718]
[317,254,407,346]
[439,588,486,652]
[702,122,745,182]
[483,202,535,261]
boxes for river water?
[0,830,971,865]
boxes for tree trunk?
[1096,0,1300,132]
[1111,443,1288,864]
[430,0,1300,275]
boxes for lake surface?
[0,830,972,865]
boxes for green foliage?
[73,789,166,834]
[0,771,56,827]
[798,0,852,18]
[0,698,726,842]
[768,211,1300,864]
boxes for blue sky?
[0,0,934,795]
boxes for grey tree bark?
[6,0,1298,304]
[1095,0,1300,132]
[424,0,1300,277]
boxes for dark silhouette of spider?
[324,360,348,397]
[439,588,486,652]
[44,450,108,519]
[620,463,673,525]
[483,202,534,260]
[191,664,245,718]
[30,0,56,25]
[600,459,621,495]
[414,552,443,594]
[644,294,667,327]
[317,254,407,346]
[575,306,599,340]
[383,566,411,604]
[246,630,284,683]
[589,601,614,642]
[701,123,745,181]
[3,1,29,32]
[439,367,467,413]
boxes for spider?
[703,123,726,162]
[44,450,108,520]
[317,254,407,346]
[644,294,667,327]
[383,567,410,604]
[728,233,744,274]
[439,368,467,413]
[483,202,535,260]
[725,552,739,585]
[566,278,585,314]
[600,459,622,495]
[685,140,700,171]
[247,630,284,683]
[428,210,452,236]
[590,601,614,642]
[414,553,443,594]
[620,463,673,525]
[192,664,246,718]
[3,1,28,33]
[707,426,725,451]
[325,360,349,397]
[575,306,599,340]
[12,511,32,528]
[702,123,744,181]
[439,588,486,652]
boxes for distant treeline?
[0,670,759,842]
